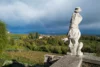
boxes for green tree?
[28,33,34,39]
[35,32,39,39]
[0,20,7,52]
[28,32,39,39]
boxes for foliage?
[35,32,39,39]
[1,33,100,66]
[96,44,100,56]
[28,33,34,39]
[28,32,40,39]
[7,33,100,54]
[0,21,7,53]
[61,46,67,54]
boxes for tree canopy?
[0,20,7,52]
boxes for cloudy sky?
[0,0,100,35]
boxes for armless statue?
[68,7,83,56]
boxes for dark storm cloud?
[0,0,100,34]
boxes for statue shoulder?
[71,13,77,19]
[78,13,83,19]
[72,13,77,16]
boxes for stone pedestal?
[50,55,82,67]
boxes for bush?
[32,44,39,51]
[47,38,58,45]
[40,45,50,52]
[61,46,67,54]
[58,40,64,46]
[35,40,46,45]
[49,46,62,54]
[82,45,94,53]
[96,44,100,56]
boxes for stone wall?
[44,53,100,67]
[82,62,100,67]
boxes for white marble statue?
[68,7,83,56]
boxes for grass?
[0,51,60,66]
[6,51,45,64]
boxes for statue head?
[74,7,82,13]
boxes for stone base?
[50,55,82,67]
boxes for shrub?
[47,38,58,45]
[31,44,39,51]
[61,46,67,54]
[82,45,94,53]
[24,42,32,50]
[50,46,62,54]
[58,40,64,46]
[39,45,50,52]
[35,40,46,45]
[96,44,100,56]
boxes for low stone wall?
[82,62,100,67]
[44,54,63,67]
[44,53,100,67]
[82,53,100,67]
[83,53,100,65]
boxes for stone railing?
[44,53,100,67]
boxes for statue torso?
[70,13,82,29]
